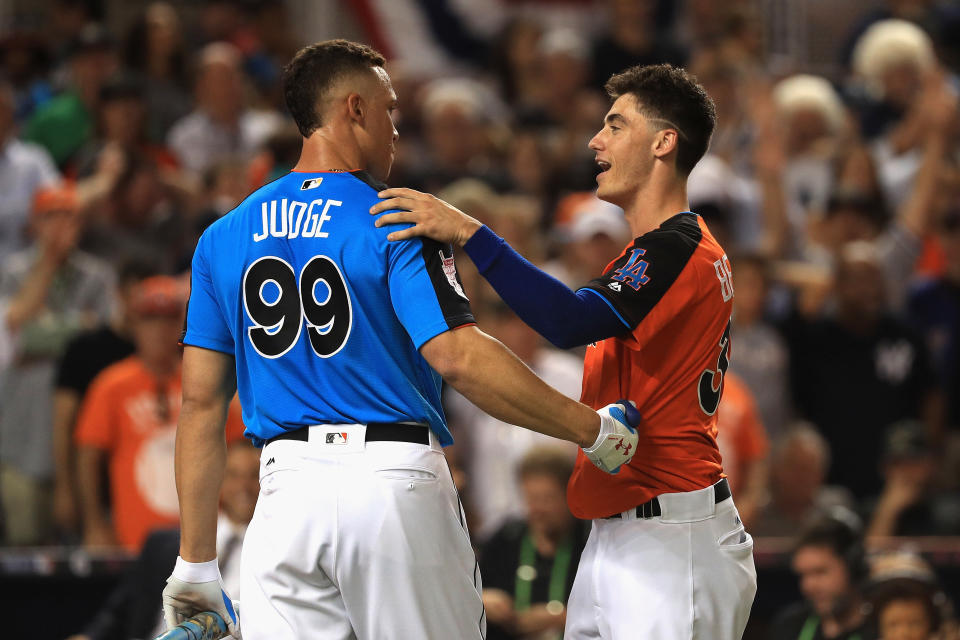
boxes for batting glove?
[163,556,240,639]
[583,400,641,474]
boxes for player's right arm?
[384,219,639,472]
[420,325,638,471]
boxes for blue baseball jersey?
[182,171,475,447]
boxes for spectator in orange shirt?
[715,371,769,528]
[74,275,244,551]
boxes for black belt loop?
[265,422,430,447]
[606,478,731,520]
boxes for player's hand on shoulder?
[162,556,241,638]
[370,187,482,247]
[584,400,641,474]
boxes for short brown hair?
[282,39,386,138]
[517,447,575,488]
[605,64,716,175]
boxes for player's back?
[182,171,474,446]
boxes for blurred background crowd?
[0,0,958,638]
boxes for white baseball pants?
[564,484,757,639]
[239,424,486,639]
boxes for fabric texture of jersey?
[182,171,474,447]
[568,212,733,519]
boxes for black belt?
[606,478,731,519]
[266,423,430,446]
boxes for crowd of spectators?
[0,0,958,638]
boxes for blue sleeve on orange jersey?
[182,230,235,354]
[463,225,629,348]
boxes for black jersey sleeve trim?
[420,238,476,329]
[584,215,702,329]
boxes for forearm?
[52,390,80,485]
[424,327,599,447]
[515,606,565,635]
[898,131,946,237]
[5,258,57,332]
[175,399,229,562]
[464,226,628,348]
[77,447,110,529]
[756,172,789,259]
[866,498,903,539]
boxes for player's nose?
[588,131,604,151]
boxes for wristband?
[173,556,222,583]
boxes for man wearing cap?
[0,184,114,545]
[74,276,245,551]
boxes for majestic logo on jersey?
[611,248,651,290]
[300,177,323,191]
[608,281,622,292]
[439,250,469,300]
[325,432,348,444]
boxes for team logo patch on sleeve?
[300,177,324,191]
[439,250,469,300]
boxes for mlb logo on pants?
[326,432,348,444]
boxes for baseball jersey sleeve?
[182,232,234,355]
[581,228,701,337]
[387,237,475,349]
[74,372,119,452]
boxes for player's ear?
[652,129,678,159]
[346,92,365,125]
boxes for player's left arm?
[165,345,240,635]
[371,188,629,348]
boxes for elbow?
[545,332,581,350]
[430,350,472,386]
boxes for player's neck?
[622,176,689,238]
[293,126,365,173]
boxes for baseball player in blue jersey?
[160,40,640,640]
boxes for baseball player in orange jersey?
[372,64,758,639]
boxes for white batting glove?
[583,400,641,474]
[162,556,241,638]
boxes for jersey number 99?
[242,255,352,359]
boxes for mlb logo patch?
[325,431,348,444]
[301,178,323,191]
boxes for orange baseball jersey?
[568,212,733,519]
[75,357,246,551]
